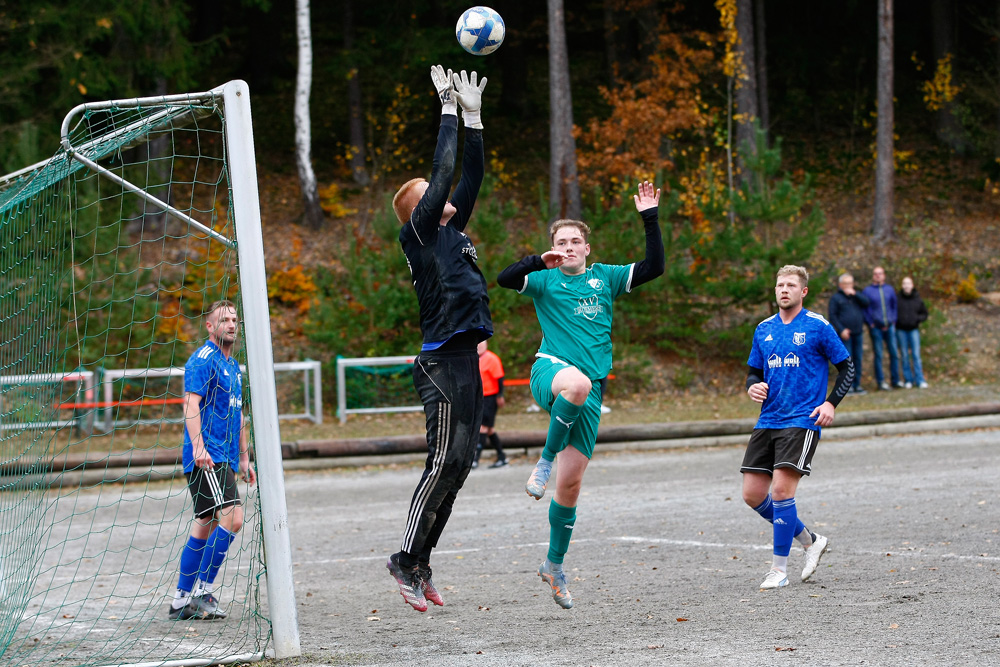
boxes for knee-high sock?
[199,526,236,587]
[177,536,207,593]
[541,395,583,462]
[771,498,798,560]
[753,494,810,546]
[547,500,577,565]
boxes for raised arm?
[408,66,459,244]
[448,70,487,232]
[630,180,665,289]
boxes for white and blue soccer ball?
[456,6,505,56]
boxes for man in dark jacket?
[862,266,902,390]
[828,273,870,394]
[896,276,929,388]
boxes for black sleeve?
[448,127,484,233]
[407,115,458,245]
[917,298,929,324]
[745,365,764,391]
[826,357,855,408]
[498,254,547,291]
[630,208,665,289]
[495,376,504,398]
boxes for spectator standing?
[475,339,508,468]
[896,276,929,388]
[828,273,870,394]
[861,266,902,390]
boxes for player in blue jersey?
[167,300,255,620]
[498,181,664,608]
[742,266,854,591]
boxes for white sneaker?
[919,381,929,389]
[801,533,829,581]
[904,382,913,389]
[879,382,891,391]
[759,569,789,590]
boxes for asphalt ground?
[274,426,1000,667]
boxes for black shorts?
[740,428,819,477]
[482,394,499,428]
[187,464,241,519]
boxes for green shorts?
[529,355,604,459]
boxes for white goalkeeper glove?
[430,65,457,116]
[452,70,487,129]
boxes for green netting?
[0,90,268,666]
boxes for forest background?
[2,0,998,410]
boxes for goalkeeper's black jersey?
[399,115,493,349]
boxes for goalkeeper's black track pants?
[400,347,483,561]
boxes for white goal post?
[0,80,301,665]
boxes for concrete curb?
[16,411,1000,486]
[280,412,1000,472]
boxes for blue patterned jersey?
[747,308,849,433]
[182,340,243,473]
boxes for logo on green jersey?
[574,295,604,320]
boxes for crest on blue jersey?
[792,332,806,345]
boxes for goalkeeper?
[168,300,256,621]
[386,66,493,612]
[497,181,664,609]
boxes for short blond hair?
[548,219,591,245]
[205,299,237,318]
[776,264,809,286]
[392,178,426,223]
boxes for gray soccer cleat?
[538,559,573,609]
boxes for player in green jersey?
[497,181,664,608]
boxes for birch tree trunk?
[295,0,325,229]
[735,0,759,184]
[548,0,581,221]
[872,0,895,240]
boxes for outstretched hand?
[430,65,456,114]
[633,180,661,212]
[540,250,568,269]
[452,70,487,111]
[453,70,487,129]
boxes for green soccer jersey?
[521,262,635,380]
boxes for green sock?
[547,500,577,564]
[541,395,583,462]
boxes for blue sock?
[772,498,798,558]
[177,536,207,593]
[198,526,236,587]
[754,494,809,543]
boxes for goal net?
[0,81,298,666]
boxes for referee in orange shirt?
[475,340,508,468]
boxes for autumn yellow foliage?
[955,273,980,303]
[922,53,961,112]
